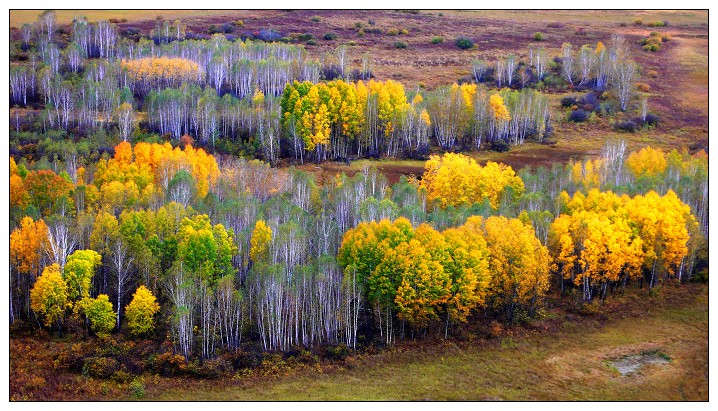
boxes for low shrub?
[220,22,236,33]
[129,378,145,398]
[533,32,544,41]
[306,40,317,46]
[691,268,708,283]
[310,15,321,23]
[323,32,338,41]
[633,18,643,25]
[257,29,282,42]
[387,28,399,36]
[644,113,660,127]
[82,357,119,379]
[641,33,664,52]
[193,358,233,379]
[490,140,511,152]
[569,109,590,122]
[394,41,407,49]
[647,69,658,78]
[615,120,638,132]
[111,370,133,383]
[149,352,188,376]
[295,32,313,42]
[455,36,474,50]
[431,36,444,44]
[647,20,666,27]
[636,82,651,92]
[561,96,578,107]
[324,344,351,361]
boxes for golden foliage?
[125,285,160,336]
[420,153,524,209]
[626,146,667,178]
[10,216,50,277]
[250,220,272,263]
[30,264,68,327]
[121,57,200,88]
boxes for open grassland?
[11,10,707,89]
[10,283,707,401]
[141,284,708,400]
[9,10,250,27]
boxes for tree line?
[12,11,651,166]
[10,141,707,361]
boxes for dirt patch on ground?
[611,352,670,376]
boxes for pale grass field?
[142,285,707,401]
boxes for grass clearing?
[140,284,707,401]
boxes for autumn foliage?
[121,57,201,94]
[420,153,524,209]
[125,285,160,336]
[549,188,694,300]
[338,216,548,327]
[30,264,68,328]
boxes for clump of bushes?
[636,82,651,92]
[208,22,237,35]
[324,344,351,361]
[129,378,145,398]
[490,140,511,152]
[394,41,407,49]
[256,29,282,42]
[647,69,658,78]
[615,120,638,132]
[646,20,667,27]
[533,32,544,41]
[455,36,474,50]
[324,32,338,41]
[82,357,119,379]
[641,33,664,52]
[563,93,601,112]
[644,113,660,127]
[633,18,643,25]
[291,32,313,42]
[387,28,400,36]
[431,36,444,44]
[306,39,317,46]
[310,15,321,23]
[568,109,590,123]
[561,96,578,108]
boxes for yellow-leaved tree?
[125,285,161,336]
[626,146,667,179]
[420,153,524,209]
[480,216,550,320]
[626,190,694,288]
[30,263,68,328]
[250,220,273,263]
